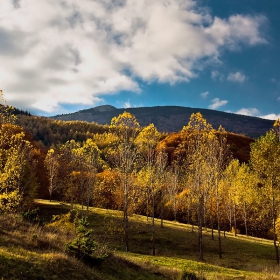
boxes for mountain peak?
[91,105,117,112]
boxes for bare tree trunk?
[160,189,164,228]
[243,201,248,236]
[272,196,279,265]
[198,196,204,261]
[234,203,237,236]
[152,192,156,256]
[216,182,222,258]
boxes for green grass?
[0,199,279,279]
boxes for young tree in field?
[250,130,280,265]
[166,162,181,222]
[235,163,256,236]
[136,124,168,255]
[222,159,240,236]
[212,126,231,258]
[78,139,101,216]
[155,150,168,228]
[44,148,59,202]
[135,124,161,218]
[181,112,216,261]
[59,140,80,208]
[109,112,140,252]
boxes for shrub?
[20,208,41,224]
[180,269,198,280]
[47,209,77,232]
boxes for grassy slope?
[0,200,279,280]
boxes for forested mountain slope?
[51,105,274,138]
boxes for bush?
[20,208,41,224]
[47,209,78,232]
[180,269,198,280]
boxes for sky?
[0,0,280,120]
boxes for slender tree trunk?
[272,195,279,265]
[146,189,149,221]
[234,203,237,236]
[243,201,248,236]
[124,178,129,252]
[198,195,204,261]
[174,198,177,222]
[71,183,74,209]
[198,210,203,261]
[49,179,53,202]
[160,189,164,228]
[216,182,222,258]
[152,190,156,256]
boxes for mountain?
[51,105,274,138]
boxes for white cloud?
[0,0,267,114]
[227,72,247,83]
[208,98,228,110]
[211,70,224,81]
[200,91,209,98]
[278,97,280,101]
[124,100,131,108]
[259,113,280,120]
[236,108,259,116]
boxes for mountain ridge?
[51,105,274,138]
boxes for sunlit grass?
[2,199,275,279]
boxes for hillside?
[1,199,279,280]
[51,105,274,138]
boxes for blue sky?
[0,0,280,120]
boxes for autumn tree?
[250,130,280,265]
[77,139,101,216]
[59,140,80,207]
[212,126,231,258]
[0,91,37,212]
[180,112,220,260]
[44,148,59,202]
[136,123,164,255]
[109,112,140,252]
[166,162,181,222]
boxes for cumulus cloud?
[124,100,131,108]
[211,70,224,81]
[0,0,267,114]
[208,98,228,110]
[200,91,209,98]
[236,108,259,116]
[227,72,248,83]
[259,113,280,120]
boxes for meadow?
[0,199,279,280]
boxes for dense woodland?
[1,92,280,264]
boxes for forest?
[1,91,280,268]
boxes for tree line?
[1,91,280,263]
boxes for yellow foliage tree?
[0,91,36,212]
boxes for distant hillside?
[51,105,274,138]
